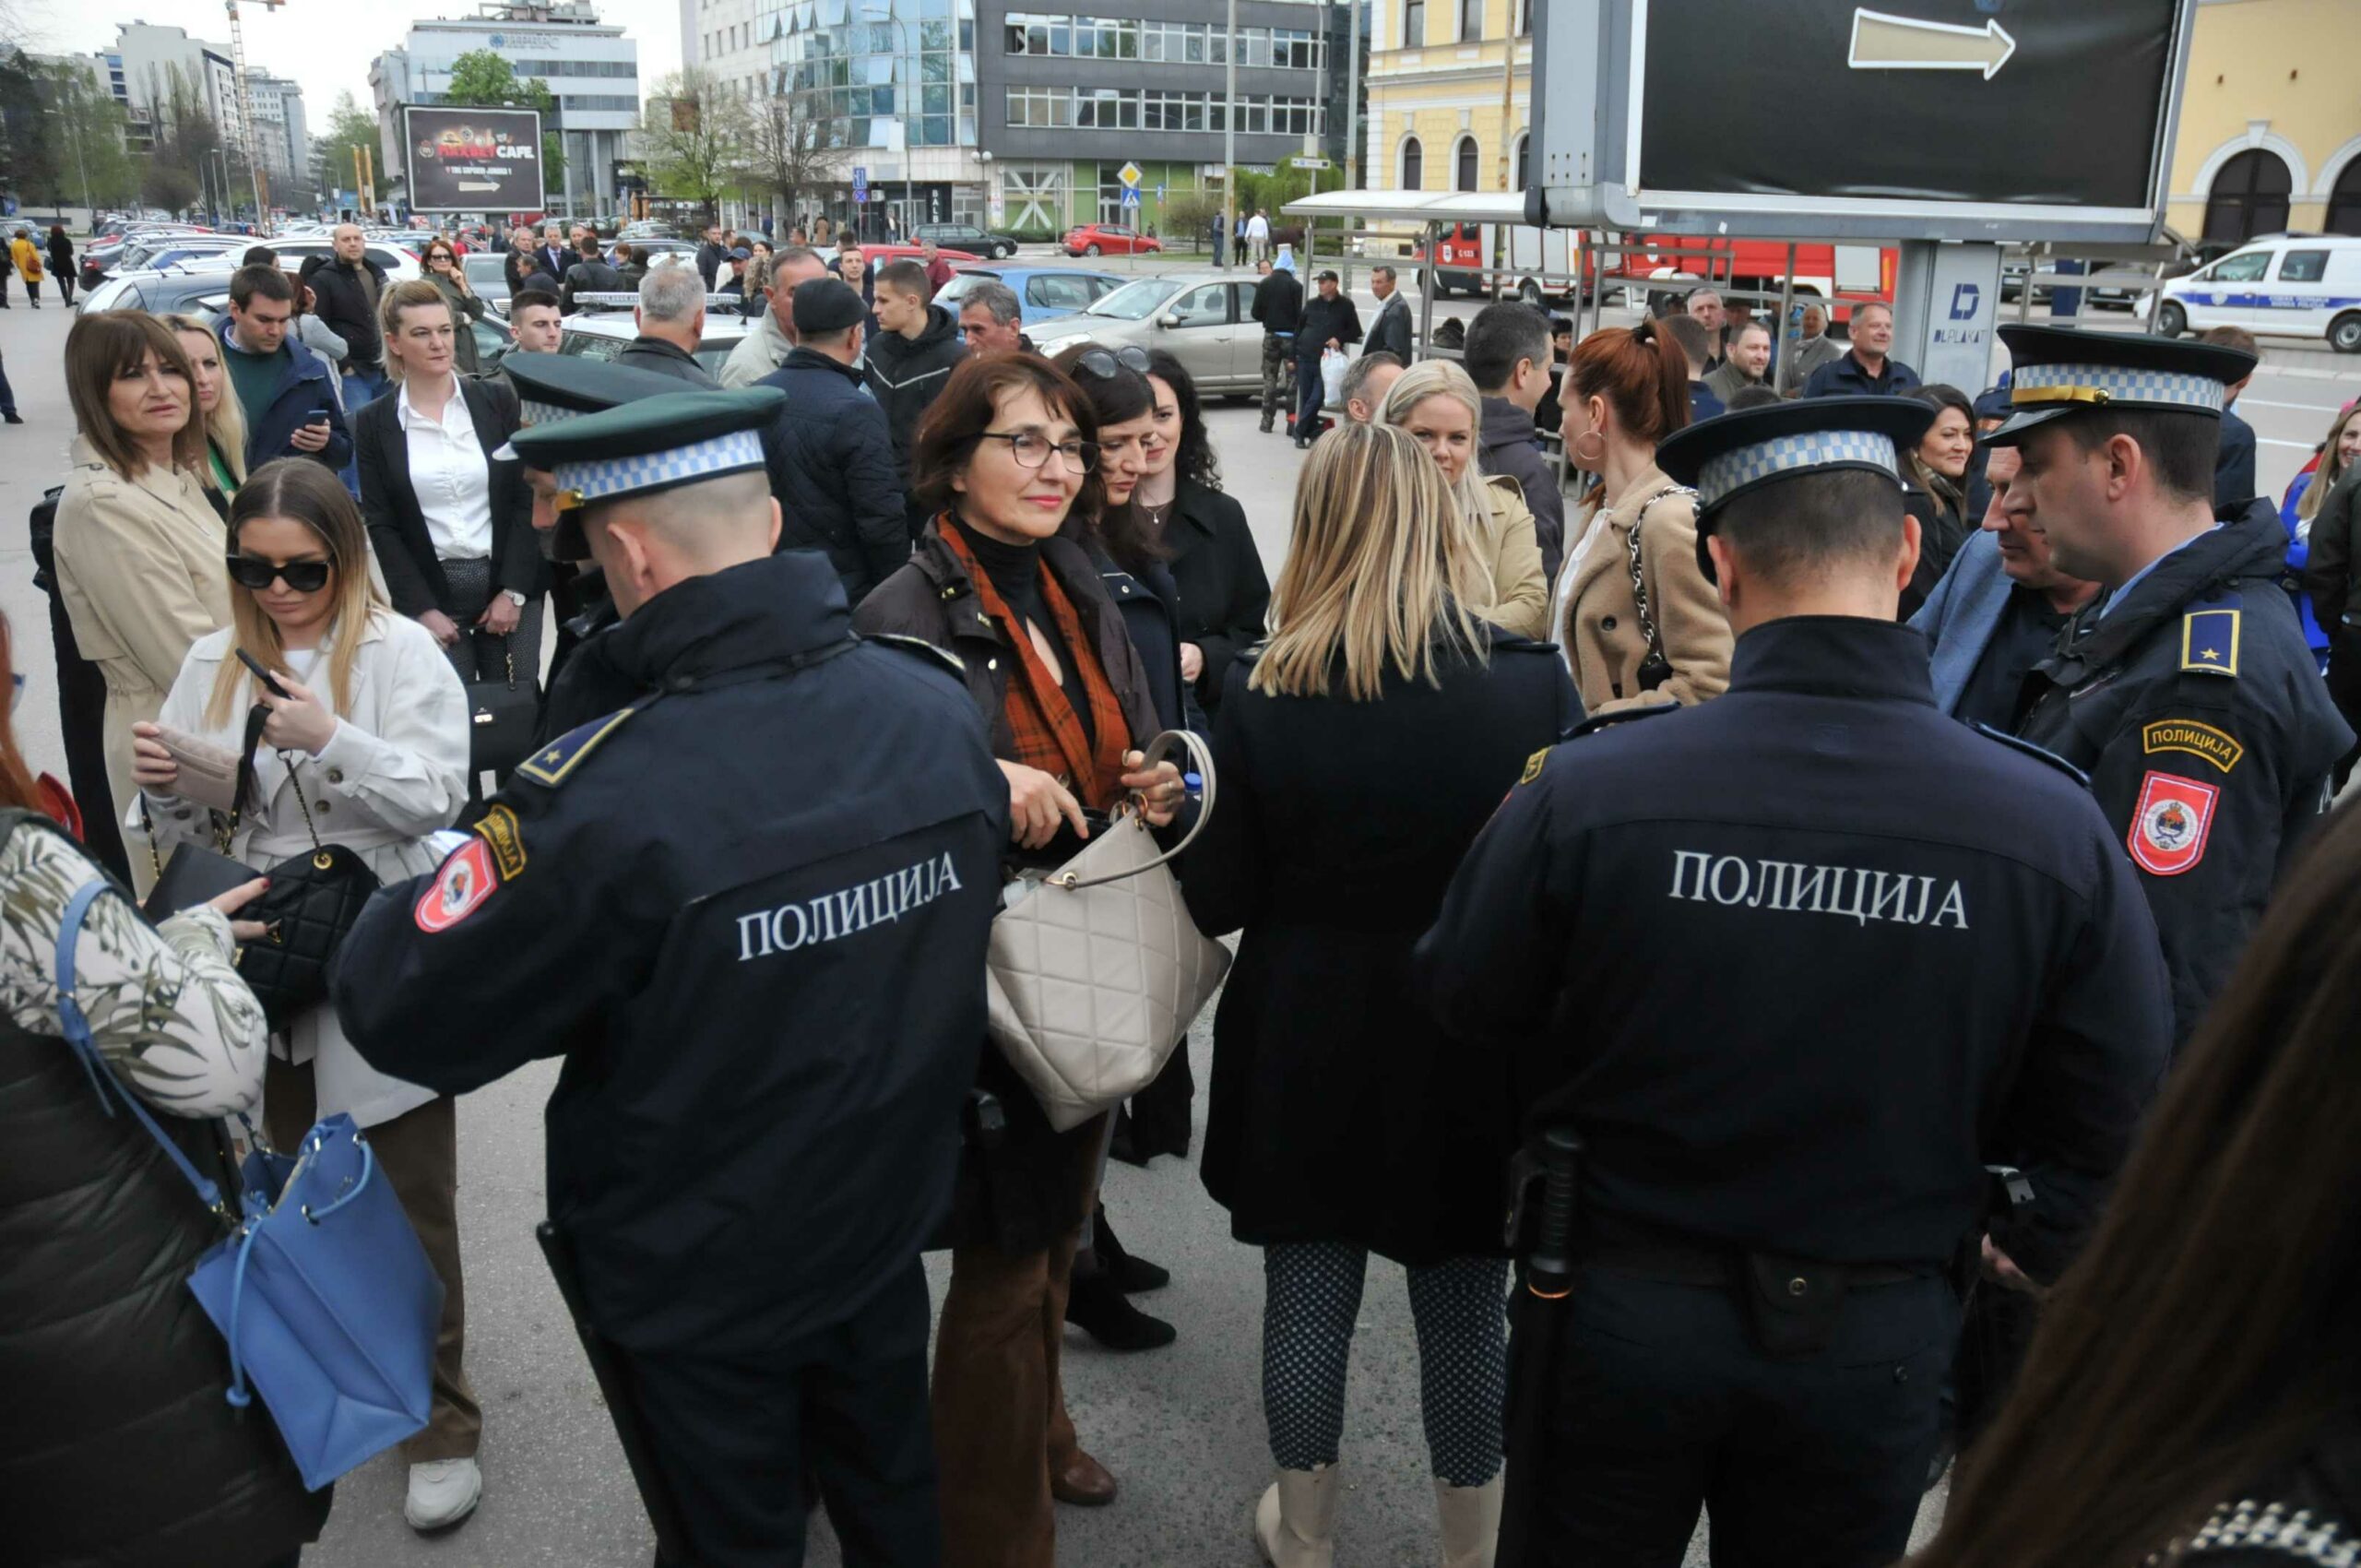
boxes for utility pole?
[1221,0,1236,267]
[225,0,283,229]
[1346,0,1361,190]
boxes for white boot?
[1435,1475,1502,1568]
[1254,1464,1342,1568]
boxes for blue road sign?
[852,166,870,202]
[1120,186,1141,209]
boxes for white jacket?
[136,609,469,1127]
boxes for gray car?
[1024,272,1268,393]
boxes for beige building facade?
[2165,0,2361,244]
[1361,0,1530,196]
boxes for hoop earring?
[1571,430,1608,469]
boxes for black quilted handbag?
[237,742,381,1032]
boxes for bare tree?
[731,92,847,232]
[637,67,739,223]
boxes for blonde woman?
[1183,422,1581,1567]
[163,312,249,508]
[53,312,231,894]
[127,457,485,1535]
[2288,402,2361,531]
[1382,359,1549,638]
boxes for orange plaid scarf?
[939,519,1131,810]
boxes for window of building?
[1006,85,1071,127]
[2202,148,2293,245]
[1454,134,1478,190]
[1460,0,1481,41]
[1401,135,1422,189]
[1403,0,1424,47]
[1075,87,1137,128]
[2328,160,2361,237]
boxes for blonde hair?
[162,314,249,489]
[378,279,457,383]
[1379,359,1494,534]
[1252,422,1489,701]
[206,458,389,727]
[2297,406,2361,524]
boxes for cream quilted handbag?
[986,730,1231,1132]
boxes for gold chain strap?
[274,750,335,871]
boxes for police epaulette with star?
[2178,595,2242,678]
[1561,701,1681,742]
[864,632,966,678]
[1973,722,2092,788]
[515,707,636,788]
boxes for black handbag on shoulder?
[464,637,539,779]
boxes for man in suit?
[539,224,580,289]
[1465,301,1568,580]
[1365,266,1414,364]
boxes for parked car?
[2150,234,2361,351]
[1026,271,1264,392]
[1062,223,1161,258]
[836,242,983,270]
[76,266,236,318]
[936,266,1125,325]
[556,308,751,376]
[913,222,1024,260]
[83,234,242,288]
[464,252,513,315]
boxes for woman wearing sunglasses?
[855,353,1185,1568]
[420,238,487,375]
[126,457,486,1537]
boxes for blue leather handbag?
[55,880,443,1491]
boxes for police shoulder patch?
[516,707,635,789]
[474,802,528,880]
[1517,746,1551,786]
[2141,717,2243,774]
[2178,604,2241,678]
[1972,723,2092,788]
[866,632,966,680]
[1562,701,1681,742]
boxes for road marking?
[2241,397,2348,413]
[2259,437,2315,449]
[1848,8,2017,78]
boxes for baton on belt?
[1497,1127,1584,1568]
[536,1220,696,1565]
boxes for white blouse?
[397,374,492,562]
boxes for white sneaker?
[405,1456,483,1532]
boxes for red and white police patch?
[415,837,498,932]
[2128,770,2219,877]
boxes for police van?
[2153,235,2361,352]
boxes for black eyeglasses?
[1072,346,1151,380]
[225,555,333,593]
[976,431,1099,472]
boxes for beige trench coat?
[1470,474,1551,640]
[1553,462,1733,713]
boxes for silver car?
[1026,272,1268,394]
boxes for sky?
[17,0,684,118]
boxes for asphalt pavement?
[3,277,2355,1566]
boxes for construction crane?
[224,0,283,227]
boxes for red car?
[1062,224,1161,258]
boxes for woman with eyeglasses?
[163,312,251,512]
[126,456,485,1536]
[52,312,231,897]
[419,238,487,375]
[1382,359,1551,639]
[854,352,1186,1568]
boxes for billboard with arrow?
[403,106,545,215]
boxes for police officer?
[1411,397,2174,1568]
[333,387,1008,1568]
[1990,325,2355,1045]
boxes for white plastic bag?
[1320,348,1347,409]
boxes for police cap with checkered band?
[510,386,787,559]
[1981,323,2258,446]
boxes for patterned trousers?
[1260,333,1297,424]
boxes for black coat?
[1164,479,1271,714]
[300,254,388,372]
[559,258,623,314]
[861,304,967,470]
[352,374,544,618]
[1184,629,1581,1264]
[2215,406,2260,512]
[755,346,908,604]
[1365,291,1415,363]
[614,336,719,386]
[335,555,1006,1353]
[1251,269,1302,337]
[1297,292,1362,356]
[1477,398,1567,582]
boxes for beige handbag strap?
[1049,728,1216,890]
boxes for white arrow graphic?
[1848,7,2017,79]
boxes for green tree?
[440,47,564,187]
[637,68,737,221]
[311,90,380,208]
[38,59,141,210]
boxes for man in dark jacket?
[1801,302,1920,398]
[1364,266,1415,364]
[562,244,625,314]
[1464,302,1568,580]
[861,258,967,530]
[757,279,909,606]
[694,224,725,290]
[2201,327,2261,511]
[1252,261,1303,434]
[615,266,720,387]
[1293,269,1360,448]
[219,264,352,473]
[538,223,581,285]
[302,223,391,406]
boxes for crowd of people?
[6,218,2361,1568]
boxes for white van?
[2155,235,2361,352]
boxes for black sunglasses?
[1072,345,1151,380]
[225,555,333,593]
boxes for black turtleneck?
[948,513,1094,748]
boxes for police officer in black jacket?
[333,387,1007,1568]
[1412,396,2174,1568]
[1991,325,2354,1047]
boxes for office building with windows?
[1363,0,1529,200]
[246,74,309,194]
[100,24,247,157]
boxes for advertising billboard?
[403,106,545,214]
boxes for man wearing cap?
[1989,324,2354,1045]
[1294,269,1361,449]
[335,386,1007,1568]
[756,278,909,608]
[1412,395,2171,1568]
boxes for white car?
[2153,235,2361,352]
[556,304,752,378]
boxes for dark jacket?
[1252,268,1303,337]
[695,240,725,290]
[1297,291,1362,356]
[853,520,1162,1256]
[538,243,582,283]
[1901,464,1973,621]
[335,555,1006,1354]
[353,374,544,618]
[45,230,72,278]
[215,314,352,474]
[2215,405,2260,513]
[505,249,558,295]
[559,257,624,315]
[1364,290,1414,362]
[2167,1431,2361,1564]
[756,346,908,604]
[1689,379,1726,422]
[861,304,967,468]
[1164,479,1271,714]
[614,335,719,387]
[1,814,331,1567]
[300,253,389,372]
[1801,349,1922,398]
[1477,397,1568,582]
[2303,463,2361,643]
[1185,631,1582,1264]
[1087,528,1196,736]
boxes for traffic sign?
[1117,161,1143,189]
[1121,186,1142,210]
[1291,156,1332,171]
[852,165,870,203]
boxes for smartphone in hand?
[235,647,291,699]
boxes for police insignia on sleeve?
[1518,747,1550,786]
[475,803,528,880]
[415,837,499,932]
[2128,770,2219,876]
[2142,719,2243,774]
[516,707,635,788]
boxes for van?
[2155,235,2361,352]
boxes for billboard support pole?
[1893,240,2004,397]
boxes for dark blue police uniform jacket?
[2014,498,2354,1046]
[333,551,1008,1355]
[1413,616,2172,1281]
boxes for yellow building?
[2165,0,2361,244]
[1361,0,1532,196]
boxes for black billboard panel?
[404,107,545,214]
